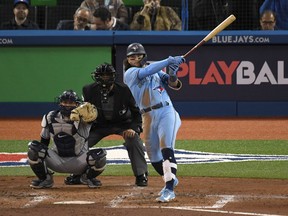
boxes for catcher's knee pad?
[86,148,107,172]
[27,140,48,164]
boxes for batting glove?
[168,64,179,82]
[168,56,186,65]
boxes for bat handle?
[182,40,205,58]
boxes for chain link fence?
[0,0,265,30]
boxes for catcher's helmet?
[56,90,81,117]
[56,90,81,104]
[91,63,116,87]
[126,43,146,57]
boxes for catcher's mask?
[56,90,81,117]
[126,43,147,67]
[91,63,116,103]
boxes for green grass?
[1,140,288,179]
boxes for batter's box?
[107,189,232,209]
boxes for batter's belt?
[140,101,169,114]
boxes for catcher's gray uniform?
[28,109,106,189]
[40,110,90,173]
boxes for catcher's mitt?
[70,102,98,122]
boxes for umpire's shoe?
[30,173,54,189]
[135,172,148,187]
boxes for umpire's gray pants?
[88,127,148,177]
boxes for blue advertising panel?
[116,44,288,101]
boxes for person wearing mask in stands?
[130,0,181,31]
[80,0,128,24]
[0,0,39,30]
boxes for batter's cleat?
[158,177,178,196]
[135,173,148,187]
[30,174,54,189]
[156,189,176,203]
[86,178,102,188]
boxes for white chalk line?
[108,193,287,216]
[118,206,285,216]
[108,186,145,208]
[211,195,235,208]
[22,194,50,208]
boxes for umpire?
[65,63,148,186]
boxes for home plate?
[54,201,95,205]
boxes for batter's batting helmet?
[126,43,146,57]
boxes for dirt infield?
[1,118,288,216]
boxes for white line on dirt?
[22,195,49,208]
[108,194,287,216]
[160,207,285,216]
[54,201,95,205]
[117,206,285,216]
[211,195,235,208]
[108,186,145,208]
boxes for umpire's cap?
[14,0,30,8]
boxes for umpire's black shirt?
[82,81,142,132]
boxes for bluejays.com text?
[212,35,270,43]
[0,38,13,45]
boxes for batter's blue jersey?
[124,59,172,110]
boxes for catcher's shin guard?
[86,148,107,178]
[30,161,49,180]
[28,140,49,180]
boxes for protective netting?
[0,0,265,30]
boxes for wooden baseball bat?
[183,14,236,58]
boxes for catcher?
[27,90,106,189]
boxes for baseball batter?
[27,90,106,189]
[123,43,185,202]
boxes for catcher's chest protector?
[46,111,85,156]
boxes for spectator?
[0,0,39,30]
[259,10,277,30]
[80,0,128,24]
[28,90,106,189]
[259,0,288,30]
[130,0,182,31]
[65,63,148,187]
[190,0,228,30]
[57,7,92,30]
[225,0,260,30]
[92,6,129,30]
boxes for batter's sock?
[162,148,177,190]
[151,160,164,176]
